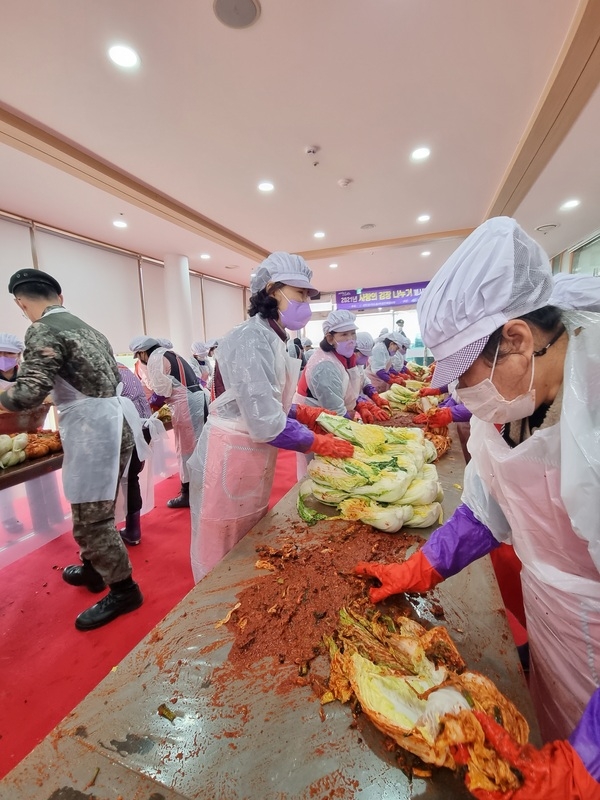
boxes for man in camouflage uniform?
[0,269,143,630]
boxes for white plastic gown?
[462,311,600,741]
[188,315,299,582]
[146,348,206,483]
[366,340,394,392]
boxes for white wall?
[190,274,206,344]
[140,260,170,346]
[0,219,35,340]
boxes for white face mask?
[456,342,536,424]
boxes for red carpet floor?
[0,449,297,778]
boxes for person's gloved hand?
[309,433,354,459]
[388,375,406,386]
[354,551,443,603]
[416,407,454,427]
[419,387,442,397]
[371,405,391,421]
[467,711,600,800]
[295,405,335,431]
[149,393,167,412]
[402,368,419,380]
[355,401,375,424]
[370,392,390,409]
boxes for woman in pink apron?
[355,218,600,798]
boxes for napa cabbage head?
[404,502,443,528]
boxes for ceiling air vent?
[214,0,261,28]
[535,223,559,234]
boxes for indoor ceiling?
[0,0,599,295]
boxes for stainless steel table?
[1,442,538,800]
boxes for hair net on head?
[0,333,24,354]
[191,340,209,358]
[355,331,374,356]
[250,252,319,298]
[129,335,160,353]
[157,338,173,348]
[206,339,218,349]
[301,338,312,347]
[322,310,358,335]
[378,327,389,337]
[386,331,410,347]
[550,273,600,312]
[417,216,554,388]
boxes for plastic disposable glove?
[466,710,600,800]
[148,393,167,412]
[419,387,442,397]
[419,407,454,427]
[308,433,354,459]
[355,401,375,424]
[370,405,391,421]
[402,367,419,380]
[370,392,390,409]
[294,404,335,431]
[354,550,443,603]
[388,375,407,387]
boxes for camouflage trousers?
[70,423,135,585]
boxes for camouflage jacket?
[0,306,121,412]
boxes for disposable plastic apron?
[293,348,361,412]
[366,354,393,393]
[468,418,600,740]
[190,353,300,582]
[165,353,205,482]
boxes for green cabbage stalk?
[404,502,443,528]
[310,481,351,506]
[0,450,26,469]
[401,477,440,506]
[315,413,386,455]
[383,427,425,445]
[338,497,414,532]
[12,433,29,452]
[307,459,370,492]
[351,471,413,504]
[297,481,332,526]
[0,435,13,457]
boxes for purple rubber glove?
[268,417,315,453]
[569,688,600,780]
[362,384,376,399]
[438,395,472,423]
[376,369,392,383]
[389,368,400,376]
[421,503,501,578]
[148,392,167,411]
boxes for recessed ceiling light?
[108,45,140,69]
[417,214,431,223]
[314,231,325,238]
[258,182,274,192]
[421,250,431,256]
[225,264,239,269]
[411,147,431,161]
[200,254,211,260]
[560,199,580,210]
[329,263,338,269]
[250,272,256,277]
[113,219,127,228]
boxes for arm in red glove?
[414,406,472,426]
[355,504,501,602]
[388,375,407,386]
[355,400,375,424]
[370,391,391,409]
[308,433,354,459]
[419,386,442,397]
[401,367,419,380]
[467,695,600,799]
[292,404,335,431]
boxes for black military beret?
[8,269,62,295]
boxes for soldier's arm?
[0,323,65,411]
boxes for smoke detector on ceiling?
[337,178,353,188]
[213,0,261,29]
[535,223,559,234]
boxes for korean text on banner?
[335,282,429,311]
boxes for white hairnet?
[378,327,389,337]
[418,217,553,387]
[549,273,600,312]
[157,338,173,348]
[322,310,358,335]
[355,331,374,356]
[206,339,218,349]
[129,335,160,353]
[301,338,312,347]
[191,340,209,358]
[386,331,410,347]
[251,252,319,298]
[0,333,24,353]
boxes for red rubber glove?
[419,387,442,397]
[371,405,391,421]
[413,413,428,424]
[467,711,600,800]
[308,433,354,459]
[388,375,406,386]
[354,551,443,603]
[425,407,454,427]
[295,405,335,431]
[355,401,375,424]
[403,368,419,380]
[371,392,391,409]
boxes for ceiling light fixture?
[225,264,239,269]
[200,254,211,260]
[421,250,431,256]
[113,219,127,228]
[560,199,580,210]
[314,231,325,239]
[417,214,431,223]
[214,0,261,29]
[329,263,338,269]
[258,181,274,192]
[411,147,431,161]
[360,223,375,230]
[108,45,140,69]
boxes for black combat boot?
[74,578,143,631]
[120,511,141,546]
[167,482,190,508]
[62,558,106,593]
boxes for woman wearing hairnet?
[356,218,600,798]
[366,330,412,392]
[353,331,392,422]
[188,253,353,583]
[191,341,212,388]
